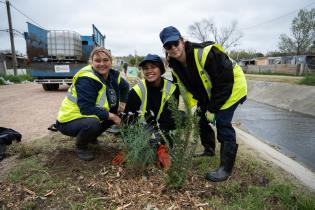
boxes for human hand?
[205,111,216,125]
[156,144,171,172]
[109,113,121,127]
[118,102,126,114]
[112,151,124,165]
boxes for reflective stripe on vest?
[194,44,247,110]
[136,80,147,116]
[194,46,213,99]
[66,83,108,108]
[133,79,176,121]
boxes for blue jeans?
[198,111,216,151]
[56,118,113,149]
[215,102,239,143]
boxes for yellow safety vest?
[57,65,120,123]
[132,79,177,121]
[172,71,198,109]
[174,44,247,110]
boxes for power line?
[241,1,315,31]
[0,29,25,38]
[13,29,24,36]
[9,1,43,28]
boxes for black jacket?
[169,41,234,113]
[124,79,179,131]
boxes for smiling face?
[165,38,186,62]
[91,51,112,78]
[142,62,161,87]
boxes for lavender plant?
[120,112,156,172]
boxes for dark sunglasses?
[164,40,180,50]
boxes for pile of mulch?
[0,134,269,209]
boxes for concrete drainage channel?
[236,127,315,192]
[235,80,315,191]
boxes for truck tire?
[42,84,59,91]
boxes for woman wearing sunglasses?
[159,26,247,182]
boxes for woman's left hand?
[118,102,126,114]
[109,113,121,127]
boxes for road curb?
[236,127,315,192]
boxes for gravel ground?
[0,83,67,142]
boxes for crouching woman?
[113,54,179,170]
[56,47,129,161]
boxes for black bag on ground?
[0,127,22,161]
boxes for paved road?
[0,83,67,142]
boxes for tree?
[188,18,213,42]
[128,55,144,66]
[266,51,290,57]
[310,40,315,55]
[228,50,263,60]
[188,18,243,50]
[278,9,315,55]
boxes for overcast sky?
[0,0,314,57]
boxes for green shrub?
[1,74,22,83]
[0,77,5,85]
[19,74,34,82]
[120,117,156,173]
[165,90,199,189]
[299,74,315,86]
[0,74,34,85]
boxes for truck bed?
[29,62,87,78]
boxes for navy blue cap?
[159,26,181,46]
[139,54,165,74]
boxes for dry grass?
[245,74,303,84]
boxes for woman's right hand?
[108,112,121,127]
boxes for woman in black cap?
[112,54,179,170]
[159,26,247,182]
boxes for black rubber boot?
[75,147,94,161]
[193,147,215,157]
[205,141,238,182]
[90,139,99,145]
[75,137,94,161]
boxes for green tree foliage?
[228,50,264,60]
[188,18,243,50]
[128,55,144,66]
[117,55,145,67]
[278,9,315,55]
[265,51,291,57]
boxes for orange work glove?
[112,151,124,165]
[156,144,171,171]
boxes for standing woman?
[118,54,179,170]
[56,47,129,161]
[159,26,247,182]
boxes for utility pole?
[6,0,18,76]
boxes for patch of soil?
[0,140,217,209]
